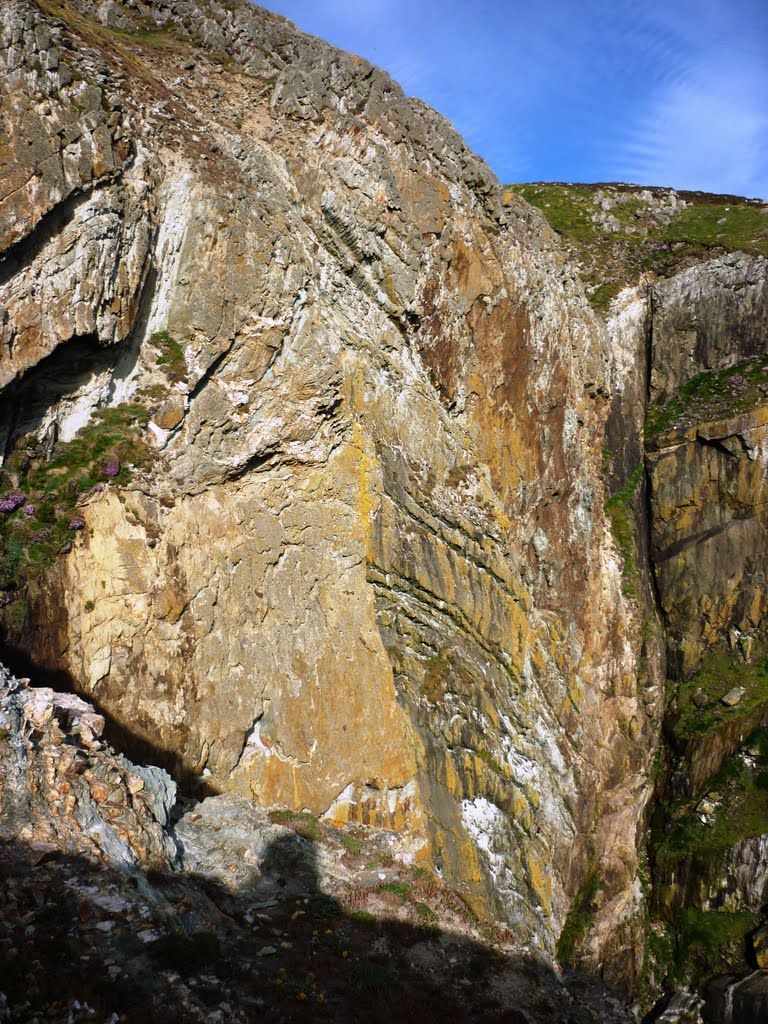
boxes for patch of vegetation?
[379,881,412,901]
[352,962,399,991]
[340,835,363,854]
[272,965,328,1004]
[4,599,26,630]
[476,749,504,775]
[605,464,643,597]
[420,650,474,703]
[268,809,321,842]
[108,27,179,52]
[504,183,768,314]
[0,403,150,594]
[151,331,187,384]
[670,652,768,743]
[308,894,342,919]
[415,901,441,935]
[350,909,375,925]
[663,203,768,252]
[645,354,768,441]
[675,908,756,980]
[656,728,768,862]
[556,870,602,967]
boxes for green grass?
[656,728,768,861]
[505,183,768,313]
[340,835,363,854]
[0,403,150,595]
[268,809,322,842]
[663,203,768,252]
[108,27,179,51]
[605,464,643,597]
[670,653,768,743]
[645,354,768,441]
[556,870,602,966]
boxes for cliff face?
[1,0,767,1012]
[0,0,654,976]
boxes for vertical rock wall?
[15,0,768,991]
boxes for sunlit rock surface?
[0,0,653,974]
[1,0,767,1015]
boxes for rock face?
[0,0,652,977]
[1,0,767,1011]
[0,662,177,867]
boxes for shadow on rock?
[0,823,633,1024]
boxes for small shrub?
[152,330,187,383]
[308,894,341,919]
[415,900,440,934]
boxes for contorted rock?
[0,662,177,867]
[0,0,659,986]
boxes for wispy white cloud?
[614,60,768,196]
[261,0,768,196]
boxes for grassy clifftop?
[504,182,768,310]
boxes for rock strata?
[0,0,651,977]
[0,0,767,1015]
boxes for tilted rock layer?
[4,0,768,1005]
[0,0,655,976]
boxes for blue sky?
[260,0,768,199]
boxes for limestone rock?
[0,0,654,974]
[0,661,177,868]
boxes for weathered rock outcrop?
[2,0,768,1013]
[0,662,177,868]
[649,255,768,405]
[0,0,655,980]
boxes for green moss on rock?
[670,654,768,744]
[645,354,768,441]
[556,870,602,966]
[605,464,643,598]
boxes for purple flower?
[22,504,35,517]
[0,491,26,513]
[69,516,85,531]
[31,529,52,542]
[104,458,120,478]
[93,482,104,492]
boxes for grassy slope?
[504,182,768,311]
